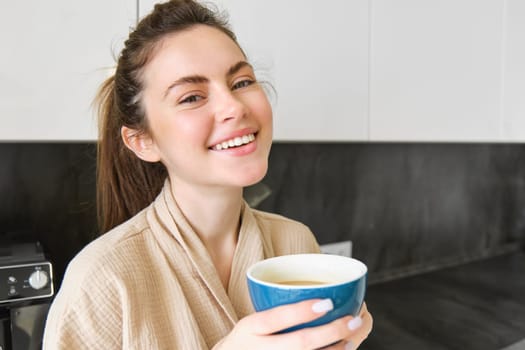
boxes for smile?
[211,133,256,150]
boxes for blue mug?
[247,253,367,333]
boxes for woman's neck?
[171,182,243,241]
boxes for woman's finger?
[243,298,333,335]
[346,303,373,348]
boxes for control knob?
[28,270,49,290]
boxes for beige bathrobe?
[43,181,320,349]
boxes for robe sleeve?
[43,259,123,349]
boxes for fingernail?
[347,316,363,331]
[345,340,355,350]
[312,299,334,313]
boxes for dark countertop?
[360,249,525,350]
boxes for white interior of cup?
[247,254,367,288]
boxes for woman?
[43,1,372,349]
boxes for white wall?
[370,0,503,141]
[502,0,525,140]
[0,0,135,141]
[369,0,525,142]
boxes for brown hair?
[95,0,239,233]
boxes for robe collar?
[147,179,271,323]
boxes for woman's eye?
[180,95,203,104]
[232,79,255,90]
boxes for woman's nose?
[213,89,247,122]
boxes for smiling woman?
[41,1,372,349]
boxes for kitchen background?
[1,1,524,350]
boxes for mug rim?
[246,253,368,290]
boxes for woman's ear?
[121,126,161,163]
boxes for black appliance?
[0,241,54,350]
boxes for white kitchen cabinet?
[139,0,370,141]
[502,0,525,141]
[3,1,522,143]
[0,1,136,141]
[369,0,504,142]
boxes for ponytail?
[95,77,167,234]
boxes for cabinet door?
[370,0,504,142]
[502,0,525,141]
[0,1,136,141]
[139,0,369,141]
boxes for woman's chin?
[238,164,268,187]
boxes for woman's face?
[140,25,273,191]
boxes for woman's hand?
[213,300,372,350]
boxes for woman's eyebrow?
[164,76,208,99]
[227,61,253,77]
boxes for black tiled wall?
[1,142,524,286]
[0,143,97,285]
[258,143,525,282]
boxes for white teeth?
[213,133,256,150]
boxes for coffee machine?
[0,241,54,350]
